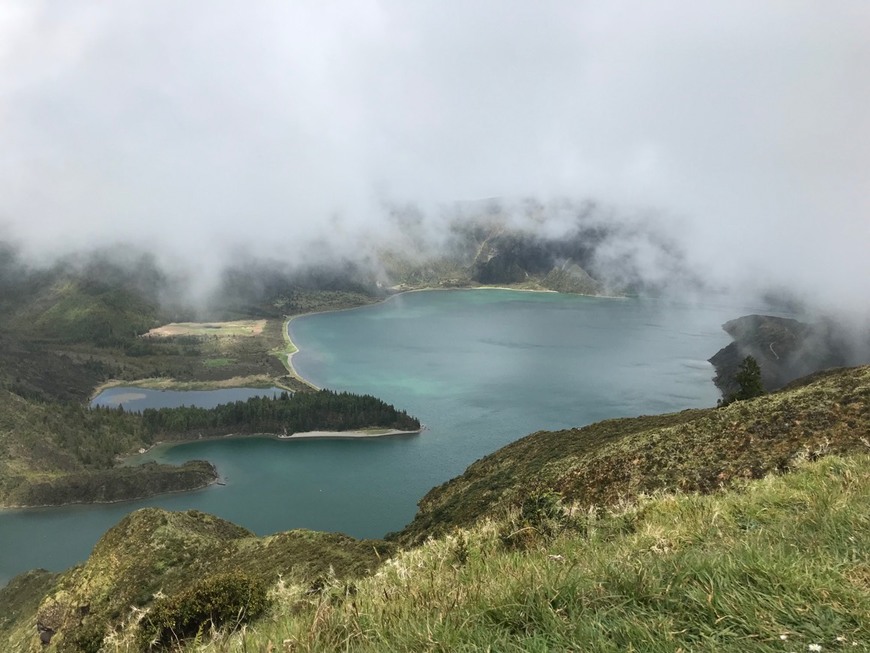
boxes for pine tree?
[718,355,765,407]
[734,355,765,400]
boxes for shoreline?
[283,285,627,389]
[0,476,220,511]
[90,375,293,401]
[124,428,423,462]
[91,286,625,399]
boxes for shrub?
[499,489,566,549]
[60,618,107,653]
[138,572,269,650]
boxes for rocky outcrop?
[708,314,870,396]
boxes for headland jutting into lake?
[1,288,744,585]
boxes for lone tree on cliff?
[720,355,765,406]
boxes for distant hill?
[709,314,870,396]
[380,203,697,296]
[0,246,167,346]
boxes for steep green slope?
[395,365,870,545]
[0,388,207,508]
[9,277,161,345]
[0,508,393,652]
[0,248,169,347]
[201,454,870,653]
[1,367,868,652]
[0,388,217,507]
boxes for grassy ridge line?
[0,509,395,652]
[3,366,868,651]
[195,454,870,652]
[395,365,870,545]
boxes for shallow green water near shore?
[1,290,759,585]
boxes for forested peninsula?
[139,390,419,437]
[0,390,420,508]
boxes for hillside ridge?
[1,365,868,651]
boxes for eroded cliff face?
[708,314,870,397]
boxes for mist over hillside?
[0,2,867,321]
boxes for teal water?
[0,290,756,586]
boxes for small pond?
[90,386,285,411]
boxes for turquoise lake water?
[0,290,760,586]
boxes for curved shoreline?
[284,286,625,389]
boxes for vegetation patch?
[202,357,235,368]
[0,386,419,508]
[0,508,392,651]
[145,321,267,338]
[139,390,421,439]
[395,365,870,545]
[139,572,269,650]
[185,455,870,653]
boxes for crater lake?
[0,290,762,585]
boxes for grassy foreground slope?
[1,366,867,651]
[0,509,394,652]
[198,454,870,653]
[396,366,870,545]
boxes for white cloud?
[0,1,868,311]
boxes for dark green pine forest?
[138,390,420,438]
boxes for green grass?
[202,357,236,368]
[396,366,870,545]
[5,367,869,651]
[185,455,870,653]
[0,509,393,652]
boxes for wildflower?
[780,634,789,641]
[808,645,822,652]
[835,636,846,643]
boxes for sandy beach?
[123,427,423,462]
[279,428,421,440]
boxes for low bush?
[499,488,567,549]
[138,572,269,650]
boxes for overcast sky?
[0,2,868,310]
